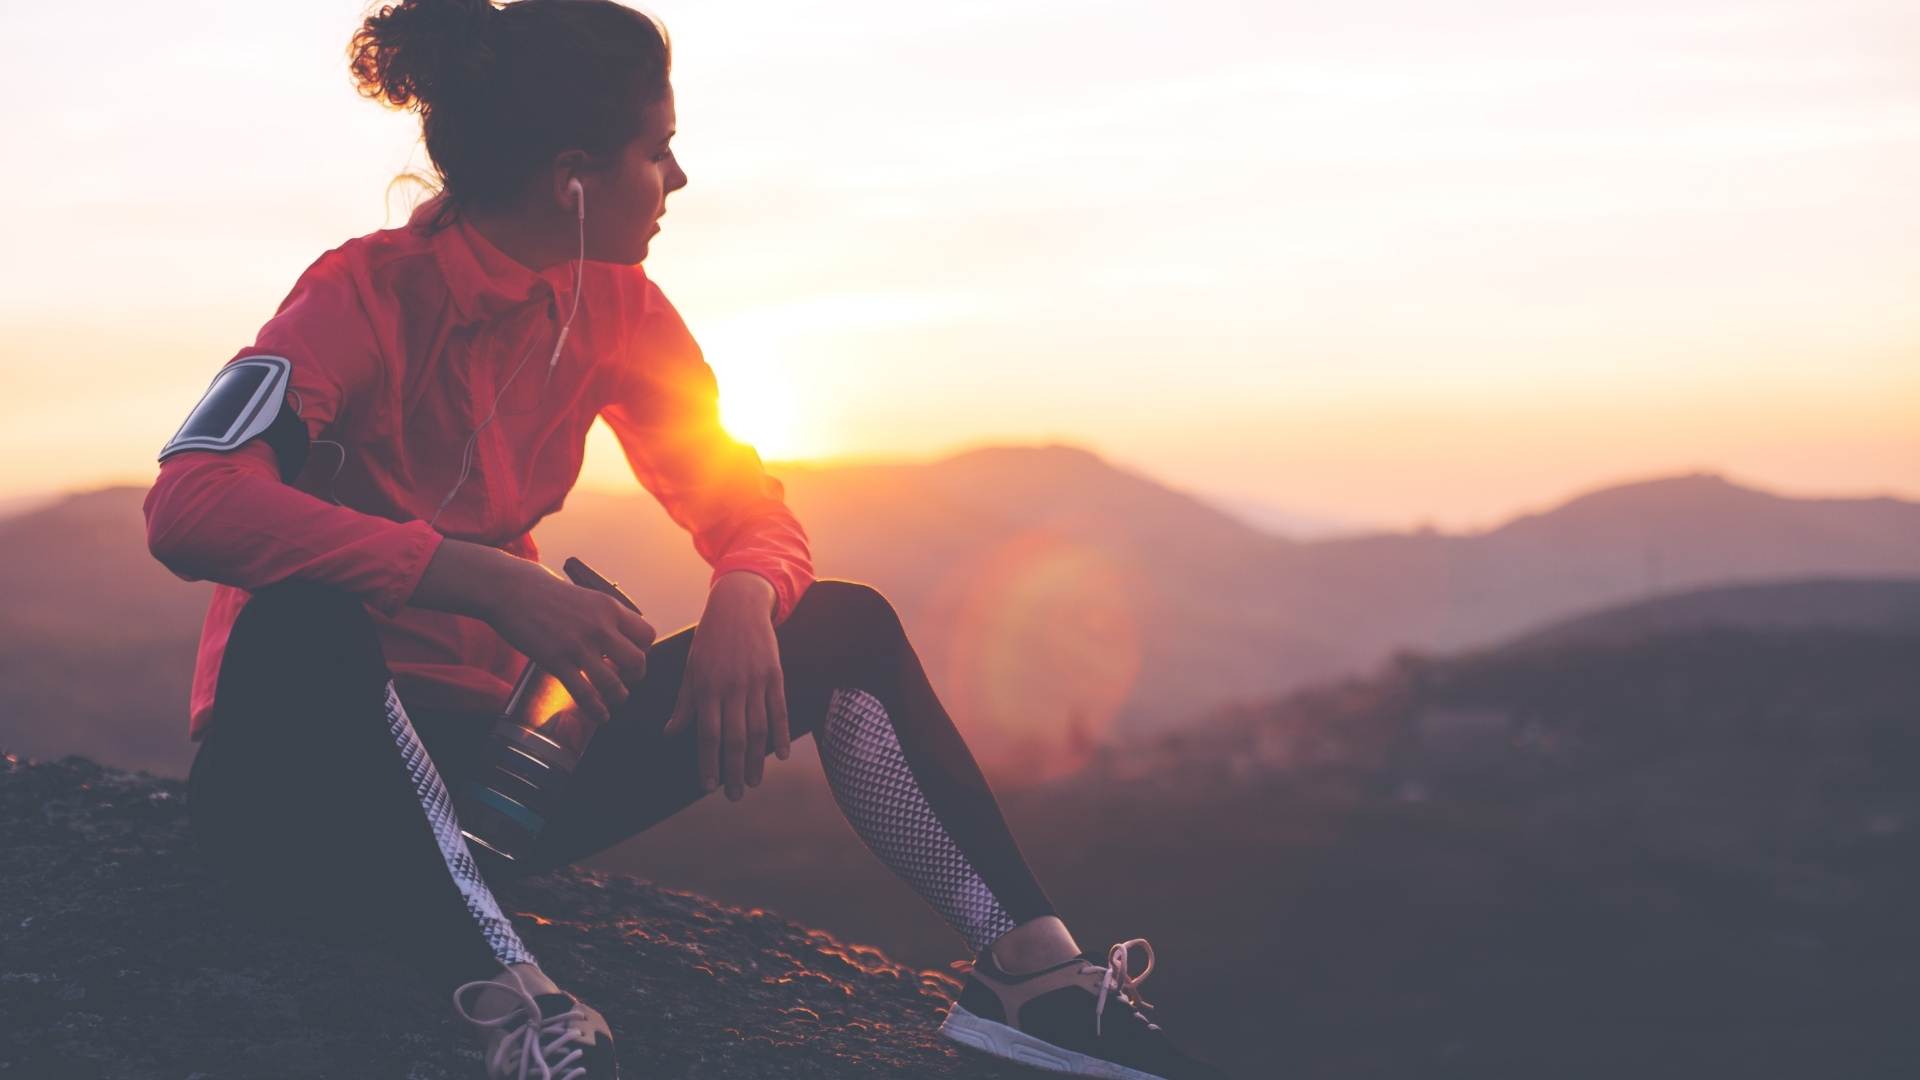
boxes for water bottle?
[458,556,643,864]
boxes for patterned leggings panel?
[818,687,1019,952]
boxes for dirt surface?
[0,753,1041,1079]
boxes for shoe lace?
[453,971,593,1080]
[1089,937,1160,1037]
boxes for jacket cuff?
[708,560,807,626]
[374,520,447,617]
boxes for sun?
[717,372,801,460]
[701,318,829,462]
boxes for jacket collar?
[413,193,580,325]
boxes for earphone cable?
[428,202,587,530]
[285,388,349,506]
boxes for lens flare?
[931,529,1144,784]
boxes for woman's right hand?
[483,559,657,725]
[413,539,656,725]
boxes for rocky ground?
[0,753,1041,1079]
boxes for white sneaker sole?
[939,1002,1173,1080]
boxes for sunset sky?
[2,0,1915,531]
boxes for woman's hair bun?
[349,0,499,111]
[348,0,671,231]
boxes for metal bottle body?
[458,658,595,864]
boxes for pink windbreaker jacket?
[143,195,814,742]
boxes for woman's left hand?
[663,571,790,800]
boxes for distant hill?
[1208,493,1374,539]
[0,486,204,778]
[5,449,1919,782]
[1268,472,1920,667]
[0,490,61,521]
[1500,577,1920,654]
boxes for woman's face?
[589,85,687,265]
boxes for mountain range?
[3,445,1917,781]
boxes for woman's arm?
[408,532,526,619]
[146,440,657,723]
[599,274,811,798]
[143,439,444,618]
[599,276,814,624]
[144,250,447,610]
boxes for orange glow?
[717,378,800,461]
[932,529,1145,783]
[7,0,1919,540]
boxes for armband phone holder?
[157,355,310,482]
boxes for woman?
[141,2,1226,1078]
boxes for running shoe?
[939,937,1231,1079]
[453,971,618,1080]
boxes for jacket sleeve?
[598,276,814,625]
[142,255,445,617]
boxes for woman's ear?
[550,151,591,216]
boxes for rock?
[0,753,1033,1078]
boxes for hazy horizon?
[3,0,1916,531]
[9,440,1910,543]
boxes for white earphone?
[426,177,589,529]
[548,177,584,374]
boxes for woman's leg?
[521,578,1066,961]
[186,579,536,990]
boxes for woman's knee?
[235,579,373,635]
[220,580,388,695]
[797,579,906,643]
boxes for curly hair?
[348,0,671,233]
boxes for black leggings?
[186,577,1055,989]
